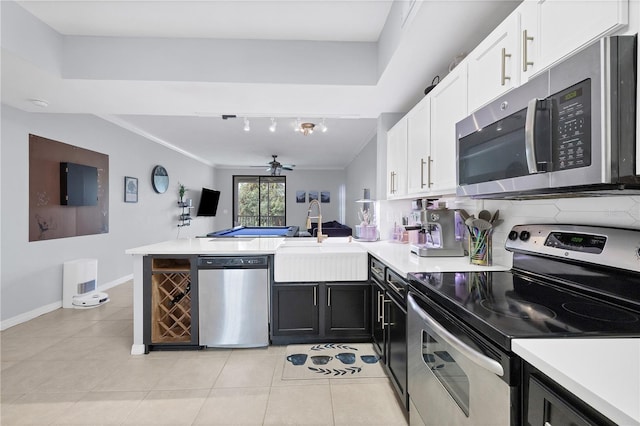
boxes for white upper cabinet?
[467,12,520,113]
[386,117,408,199]
[399,65,467,198]
[406,96,431,195]
[429,64,468,196]
[385,0,628,200]
[468,0,627,112]
[539,0,628,68]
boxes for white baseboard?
[0,274,134,331]
[0,300,62,330]
[100,274,133,291]
[131,344,146,355]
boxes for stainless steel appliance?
[410,207,465,257]
[407,224,640,425]
[198,255,270,347]
[456,35,639,198]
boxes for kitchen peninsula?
[125,234,639,425]
[125,236,508,355]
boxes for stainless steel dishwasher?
[197,255,270,348]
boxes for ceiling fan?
[252,155,295,176]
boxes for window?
[233,175,286,226]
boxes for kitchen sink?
[274,239,367,282]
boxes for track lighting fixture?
[243,117,250,132]
[269,118,277,132]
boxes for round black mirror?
[151,165,169,194]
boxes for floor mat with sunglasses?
[282,343,386,380]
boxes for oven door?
[407,294,515,426]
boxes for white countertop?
[513,338,640,426]
[126,237,510,275]
[125,237,285,255]
[362,240,510,275]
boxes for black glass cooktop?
[408,270,640,351]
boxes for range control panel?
[505,224,640,272]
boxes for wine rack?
[150,258,193,344]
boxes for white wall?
[345,135,377,230]
[214,167,347,232]
[0,105,216,327]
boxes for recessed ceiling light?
[30,99,49,108]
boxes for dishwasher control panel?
[198,255,269,268]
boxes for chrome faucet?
[305,199,327,243]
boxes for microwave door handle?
[408,295,505,377]
[525,98,539,174]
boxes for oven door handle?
[408,295,504,377]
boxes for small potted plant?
[178,183,187,204]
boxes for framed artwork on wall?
[321,191,330,203]
[309,191,318,202]
[125,176,138,203]
[296,191,306,203]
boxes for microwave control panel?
[550,79,591,171]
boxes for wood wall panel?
[29,134,109,241]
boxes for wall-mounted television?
[60,162,98,206]
[197,188,221,216]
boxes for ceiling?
[2,1,521,170]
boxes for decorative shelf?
[177,200,193,227]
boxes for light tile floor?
[1,281,408,425]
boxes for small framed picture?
[296,191,306,203]
[309,191,318,202]
[321,191,330,203]
[124,176,138,203]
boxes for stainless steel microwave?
[456,35,639,198]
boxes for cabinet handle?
[377,292,384,322]
[382,299,396,328]
[420,158,426,188]
[522,29,534,72]
[501,47,511,86]
[371,266,383,278]
[313,287,317,306]
[427,155,433,188]
[327,287,331,307]
[390,171,396,194]
[382,298,390,328]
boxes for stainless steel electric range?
[406,224,640,426]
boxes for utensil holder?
[469,229,492,266]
